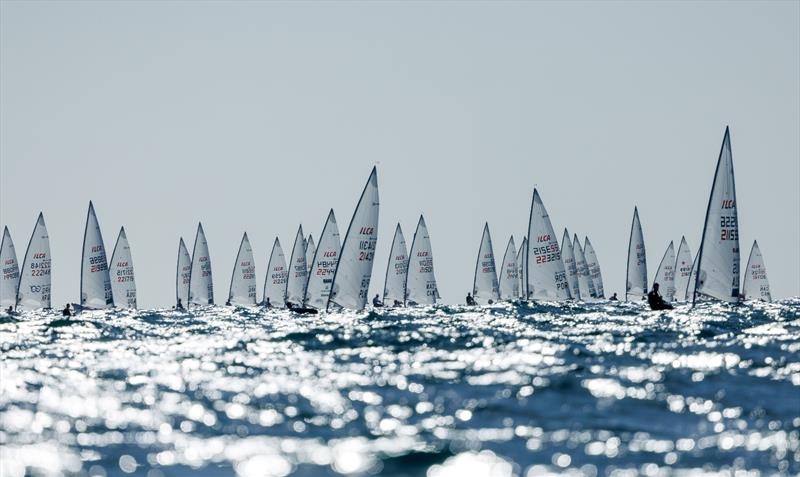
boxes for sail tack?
[304,210,341,310]
[383,224,408,306]
[673,237,693,303]
[527,190,570,300]
[16,213,51,310]
[404,215,439,305]
[472,223,500,304]
[189,223,214,305]
[81,202,113,309]
[328,167,379,311]
[742,241,771,301]
[263,238,288,308]
[1,227,20,308]
[228,232,256,306]
[561,229,580,300]
[626,207,647,301]
[498,236,519,301]
[653,241,676,302]
[574,234,596,299]
[285,225,308,306]
[584,237,604,298]
[176,238,191,307]
[109,227,137,308]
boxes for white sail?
[16,213,51,310]
[383,224,409,306]
[561,229,580,300]
[228,232,256,306]
[404,215,439,305]
[328,167,380,311]
[81,202,113,309]
[673,237,693,303]
[498,236,519,301]
[109,227,136,308]
[694,127,740,303]
[304,210,341,310]
[574,234,596,299]
[526,189,570,300]
[262,238,288,308]
[472,223,500,304]
[188,223,214,305]
[742,241,771,302]
[176,238,191,307]
[584,237,604,298]
[516,237,527,299]
[685,253,698,301]
[285,225,308,306]
[625,207,647,301]
[305,235,316,275]
[653,241,676,302]
[1,227,20,308]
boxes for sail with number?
[561,229,580,300]
[574,234,595,299]
[742,241,771,302]
[228,232,256,306]
[188,223,214,305]
[626,207,647,301]
[263,238,288,308]
[584,237,605,298]
[285,225,308,306]
[176,238,191,307]
[527,189,570,300]
[1,227,20,308]
[472,223,500,304]
[304,210,341,310]
[16,213,51,310]
[328,167,379,311]
[498,236,518,301]
[305,235,316,275]
[516,237,527,299]
[684,253,698,301]
[81,202,113,309]
[383,224,408,306]
[694,127,740,304]
[673,237,693,303]
[404,215,439,305]
[109,227,136,308]
[653,241,676,302]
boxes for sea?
[1,300,798,477]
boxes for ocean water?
[1,300,798,477]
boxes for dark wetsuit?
[648,290,673,310]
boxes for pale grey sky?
[1,1,798,307]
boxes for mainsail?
[0,227,20,308]
[561,229,580,300]
[694,127,740,304]
[574,234,596,299]
[625,207,647,301]
[16,213,51,310]
[673,237,693,303]
[498,236,519,301]
[742,240,771,302]
[304,210,341,310]
[285,225,308,306]
[263,238,288,308]
[109,227,137,308]
[80,202,113,309]
[404,215,439,305]
[516,237,527,299]
[228,232,256,306]
[526,189,570,300]
[383,223,408,306]
[472,223,500,304]
[328,167,379,311]
[305,235,316,275]
[176,238,191,307]
[188,223,214,305]
[584,237,605,298]
[653,241,676,302]
[684,253,698,301]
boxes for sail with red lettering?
[305,235,316,275]
[285,225,308,306]
[81,202,114,309]
[584,237,604,298]
[516,237,527,299]
[263,238,288,308]
[188,223,214,306]
[526,189,570,300]
[0,227,20,308]
[109,227,136,308]
[404,215,439,305]
[472,223,500,304]
[498,236,518,301]
[304,210,341,310]
[228,232,256,306]
[673,237,693,303]
[653,241,676,302]
[383,223,408,306]
[626,207,647,301]
[694,127,740,304]
[176,238,191,307]
[561,229,580,300]
[742,240,771,302]
[328,167,379,311]
[16,213,51,310]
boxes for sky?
[1,1,798,308]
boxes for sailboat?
[1,227,20,309]
[472,223,500,304]
[684,254,698,301]
[188,223,214,306]
[673,237,693,303]
[328,167,379,311]
[404,215,439,306]
[497,236,519,301]
[305,235,316,275]
[285,225,308,308]
[303,210,341,311]
[80,202,113,309]
[382,223,408,307]
[584,237,605,298]
[16,213,51,310]
[625,207,647,301]
[176,238,191,308]
[109,227,137,308]
[560,229,580,300]
[573,235,596,299]
[228,232,256,306]
[527,189,570,300]
[262,238,288,308]
[742,240,771,302]
[516,237,527,299]
[653,241,676,302]
[693,127,740,304]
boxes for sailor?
[466,293,476,306]
[176,298,185,310]
[264,297,272,308]
[609,293,618,301]
[372,294,383,307]
[647,283,673,310]
[225,299,232,306]
[5,306,13,314]
[393,299,403,307]
[62,304,72,317]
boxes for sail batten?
[80,202,114,309]
[383,224,408,306]
[188,223,214,306]
[228,232,256,306]
[263,238,288,308]
[742,241,771,301]
[498,236,518,301]
[472,223,500,304]
[304,211,341,310]
[109,227,137,308]
[526,189,570,300]
[0,227,20,308]
[626,207,647,301]
[653,241,676,302]
[16,213,51,310]
[404,215,439,306]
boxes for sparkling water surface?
[1,300,798,477]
